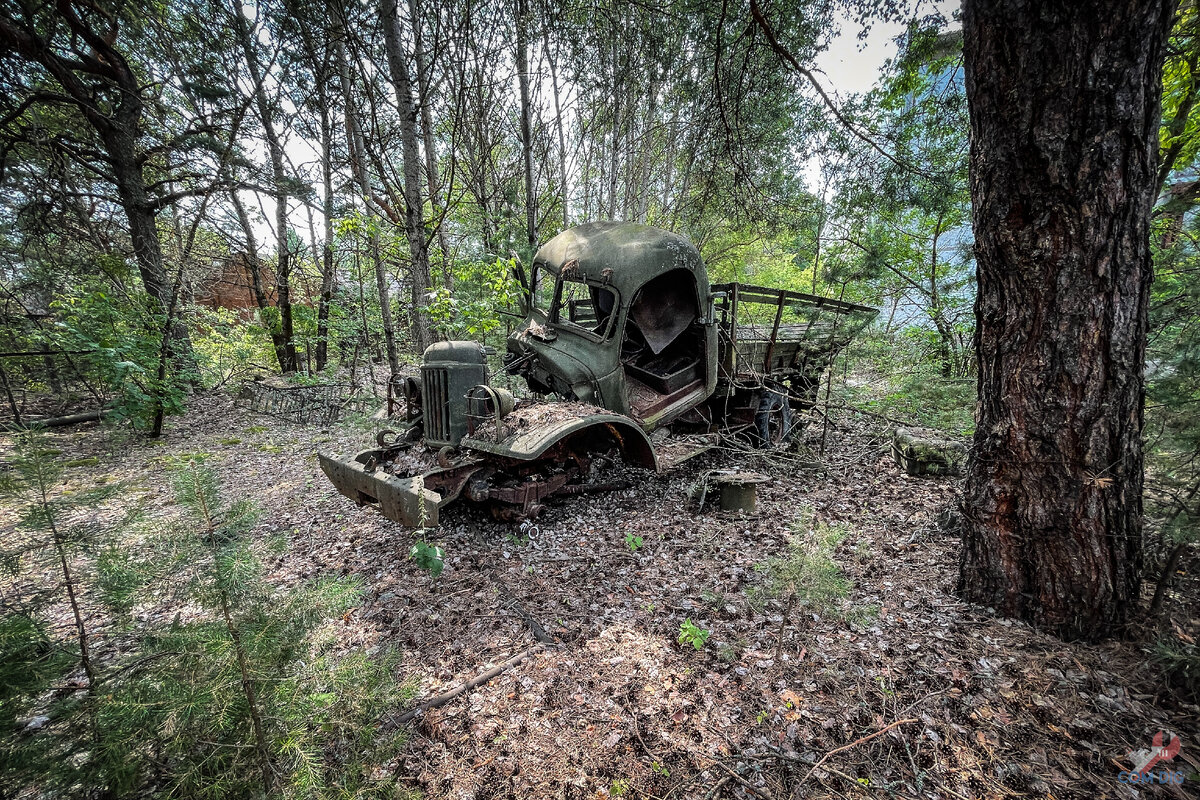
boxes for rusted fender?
[461,413,659,472]
[318,451,446,527]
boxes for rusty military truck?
[319,221,877,525]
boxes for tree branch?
[748,0,933,180]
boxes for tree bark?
[608,34,621,220]
[544,26,569,230]
[0,8,196,369]
[316,96,337,372]
[958,0,1176,639]
[229,188,293,372]
[407,0,454,288]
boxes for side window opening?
[531,264,556,313]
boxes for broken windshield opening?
[555,275,617,339]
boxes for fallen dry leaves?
[4,390,1198,800]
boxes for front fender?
[462,410,658,472]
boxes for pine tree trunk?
[635,66,661,223]
[0,8,194,369]
[958,0,1176,639]
[407,0,454,288]
[219,594,274,794]
[229,188,293,373]
[608,35,621,219]
[108,130,196,369]
[544,28,569,230]
[316,98,336,372]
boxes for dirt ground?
[14,391,1200,800]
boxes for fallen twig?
[800,717,919,785]
[390,645,543,725]
[2,409,110,430]
[711,761,774,800]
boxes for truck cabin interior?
[621,268,706,419]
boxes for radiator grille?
[423,366,450,444]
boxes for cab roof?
[531,221,706,301]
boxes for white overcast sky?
[813,1,962,97]
[802,1,961,189]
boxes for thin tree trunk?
[928,213,955,378]
[544,27,569,229]
[407,0,453,287]
[381,0,434,355]
[635,66,661,223]
[315,97,336,372]
[516,0,537,255]
[341,42,402,376]
[229,189,292,372]
[234,7,298,373]
[608,34,621,219]
[0,362,21,425]
[958,0,1175,639]
[44,501,94,685]
[219,594,274,794]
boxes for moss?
[893,427,966,477]
[63,457,99,468]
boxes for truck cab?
[505,221,718,431]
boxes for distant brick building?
[194,253,276,314]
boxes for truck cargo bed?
[712,283,878,381]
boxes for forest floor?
[11,390,1200,800]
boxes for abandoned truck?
[319,221,877,525]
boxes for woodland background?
[1,0,1198,796]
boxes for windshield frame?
[530,265,620,341]
[552,276,619,341]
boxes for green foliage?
[40,281,191,429]
[191,306,277,388]
[1146,207,1200,580]
[826,21,975,380]
[624,532,644,553]
[0,429,126,791]
[1159,4,1200,182]
[677,618,710,651]
[0,614,77,780]
[836,329,976,435]
[1150,637,1199,704]
[96,461,411,798]
[0,455,409,798]
[410,540,445,578]
[425,256,523,346]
